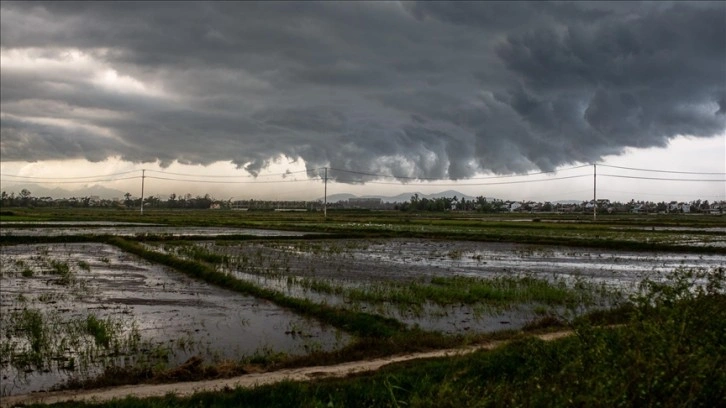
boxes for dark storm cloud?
[1,1,724,180]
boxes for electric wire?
[145,168,318,178]
[598,164,726,175]
[328,164,591,181]
[2,164,724,190]
[331,174,591,186]
[1,169,139,180]
[599,174,726,182]
[0,176,141,184]
[599,189,725,199]
[145,176,320,184]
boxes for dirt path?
[1,331,571,407]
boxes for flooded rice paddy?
[187,238,724,289]
[0,225,314,237]
[151,239,724,335]
[0,243,348,396]
[1,224,723,397]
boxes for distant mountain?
[1,184,127,200]
[426,190,477,200]
[324,193,358,202]
[323,190,478,203]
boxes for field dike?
[0,330,573,407]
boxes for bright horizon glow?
[1,134,724,203]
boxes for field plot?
[148,239,725,334]
[0,223,314,238]
[200,239,725,283]
[309,220,726,249]
[0,243,349,396]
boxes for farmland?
[0,208,724,406]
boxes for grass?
[83,315,113,348]
[2,308,139,373]
[48,260,73,285]
[17,309,47,355]
[344,275,612,308]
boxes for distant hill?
[1,184,127,200]
[324,193,358,202]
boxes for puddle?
[0,243,349,396]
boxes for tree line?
[1,189,723,215]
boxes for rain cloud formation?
[1,1,725,181]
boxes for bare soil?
[0,331,572,407]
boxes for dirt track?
[1,331,571,407]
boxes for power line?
[599,188,725,199]
[1,175,141,184]
[328,164,592,181]
[2,164,724,192]
[331,174,591,187]
[598,164,726,175]
[599,174,726,182]
[145,168,318,179]
[145,175,320,184]
[1,170,139,180]
[4,163,723,184]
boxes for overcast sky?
[1,1,724,202]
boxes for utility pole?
[592,163,597,221]
[140,169,145,215]
[323,167,328,218]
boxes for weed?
[84,315,113,348]
[48,260,73,285]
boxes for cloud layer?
[1,1,724,181]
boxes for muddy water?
[197,239,724,334]
[0,243,349,396]
[205,239,724,289]
[0,225,314,237]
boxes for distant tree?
[124,192,133,208]
[18,189,32,206]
